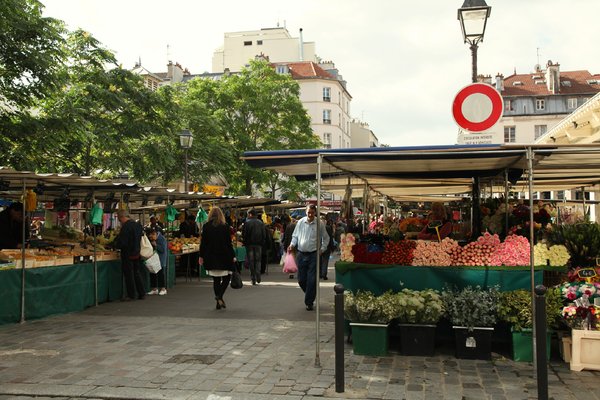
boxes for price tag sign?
[577,268,597,280]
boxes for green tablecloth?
[335,262,565,295]
[0,255,176,326]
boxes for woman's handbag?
[283,251,298,274]
[230,269,243,289]
[140,234,154,259]
[144,252,162,273]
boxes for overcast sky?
[41,0,600,147]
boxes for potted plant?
[562,301,600,371]
[497,288,563,362]
[344,290,396,356]
[442,285,500,360]
[391,288,444,356]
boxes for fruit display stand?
[335,261,565,294]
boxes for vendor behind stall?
[0,202,28,250]
[417,202,452,241]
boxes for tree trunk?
[245,176,252,196]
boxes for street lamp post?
[458,0,491,239]
[179,129,193,192]
[458,0,491,83]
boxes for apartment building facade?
[350,120,379,148]
[212,27,317,73]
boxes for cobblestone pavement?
[0,262,599,400]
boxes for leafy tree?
[180,60,321,196]
[0,0,65,156]
[0,0,65,115]
[14,29,180,183]
[264,171,316,201]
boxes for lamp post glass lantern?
[179,129,193,192]
[458,0,491,83]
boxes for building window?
[536,98,545,110]
[541,191,552,200]
[257,40,263,45]
[323,109,331,124]
[556,190,565,200]
[323,132,332,149]
[243,41,252,46]
[276,65,288,74]
[323,87,331,102]
[504,126,516,143]
[534,125,547,140]
[568,98,577,109]
[504,100,513,111]
[338,113,341,126]
[575,191,590,201]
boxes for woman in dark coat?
[199,207,236,310]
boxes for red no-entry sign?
[452,83,503,132]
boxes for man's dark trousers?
[296,250,317,307]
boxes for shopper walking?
[199,207,236,310]
[288,204,330,311]
[320,217,335,280]
[114,209,145,301]
[147,228,167,296]
[242,209,265,285]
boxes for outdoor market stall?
[243,143,600,363]
[0,169,205,324]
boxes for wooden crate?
[570,329,600,371]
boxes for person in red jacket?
[417,202,453,241]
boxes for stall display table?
[0,254,176,325]
[335,261,565,295]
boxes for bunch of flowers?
[562,305,597,330]
[449,232,501,266]
[351,242,384,264]
[412,240,452,266]
[344,290,397,324]
[547,244,570,266]
[399,217,426,233]
[381,240,416,265]
[339,233,356,262]
[392,288,445,325]
[534,242,550,266]
[560,281,600,301]
[489,234,530,266]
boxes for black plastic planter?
[453,326,494,360]
[398,324,436,356]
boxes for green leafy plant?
[497,288,563,331]
[442,285,500,329]
[344,290,396,324]
[547,222,600,267]
[392,289,444,325]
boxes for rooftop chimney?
[545,60,560,94]
[495,73,504,91]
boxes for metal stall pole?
[166,196,170,287]
[581,186,587,217]
[526,146,537,371]
[504,169,509,236]
[315,153,323,368]
[92,189,98,306]
[20,178,27,323]
[362,182,368,234]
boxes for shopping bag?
[279,255,285,267]
[144,252,162,273]
[230,269,243,289]
[283,251,298,274]
[140,234,154,259]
